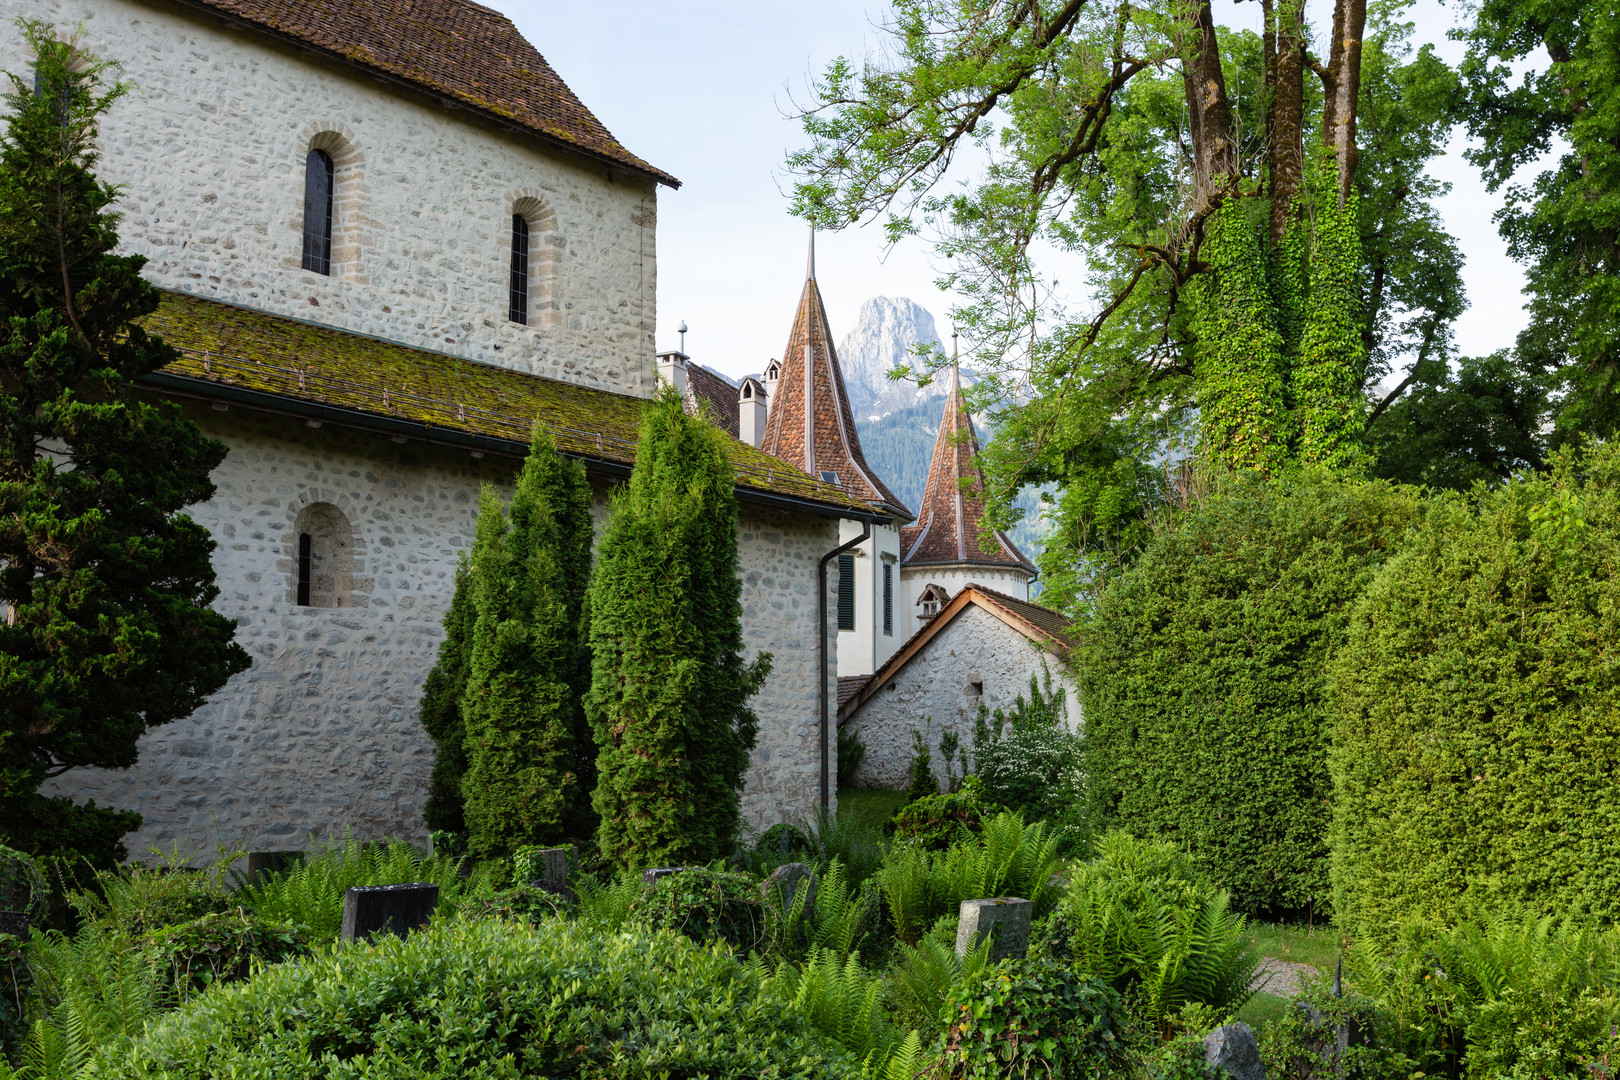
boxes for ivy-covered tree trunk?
[0,24,249,867]
[586,390,771,870]
[459,427,596,857]
[419,554,473,837]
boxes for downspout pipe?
[818,518,872,813]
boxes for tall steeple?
[760,231,911,518]
[900,355,1036,574]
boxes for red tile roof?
[177,0,676,186]
[900,367,1035,574]
[685,363,740,439]
[760,248,911,518]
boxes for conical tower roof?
[760,234,912,518]
[900,365,1036,574]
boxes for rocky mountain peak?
[837,296,972,419]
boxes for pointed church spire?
[900,355,1036,575]
[759,236,911,518]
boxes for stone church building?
[10,0,1077,854]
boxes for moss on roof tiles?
[140,291,870,514]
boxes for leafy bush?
[86,917,863,1079]
[1260,981,1412,1080]
[939,957,1133,1079]
[881,813,1062,946]
[1080,472,1423,917]
[461,885,575,927]
[969,672,1084,843]
[233,833,471,941]
[838,724,867,784]
[143,911,308,999]
[1043,831,1259,1021]
[629,866,769,953]
[1330,448,1620,933]
[889,925,994,1033]
[891,778,1000,852]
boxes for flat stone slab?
[954,897,1032,961]
[341,883,439,943]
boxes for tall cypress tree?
[419,553,474,837]
[587,389,772,870]
[0,24,249,866]
[458,426,595,857]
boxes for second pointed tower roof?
[760,235,912,518]
[901,366,1037,574]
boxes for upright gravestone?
[954,897,1033,961]
[340,883,439,943]
[761,862,817,917]
[516,846,572,892]
[643,867,685,886]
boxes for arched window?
[290,502,354,608]
[509,213,530,325]
[301,149,334,275]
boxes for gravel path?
[1251,957,1320,999]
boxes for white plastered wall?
[0,0,660,395]
[899,565,1032,637]
[836,518,903,678]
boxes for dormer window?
[766,362,780,381]
[819,470,841,487]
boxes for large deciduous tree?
[0,23,248,865]
[586,390,771,870]
[791,0,1469,608]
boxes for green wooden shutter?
[837,553,855,631]
[882,562,893,636]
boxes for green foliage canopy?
[0,23,247,865]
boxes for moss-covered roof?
[140,291,872,515]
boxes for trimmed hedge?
[91,917,860,1079]
[1330,449,1620,936]
[1078,472,1423,916]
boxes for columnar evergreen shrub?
[418,554,473,836]
[0,24,249,867]
[1078,471,1423,916]
[587,389,771,869]
[1330,448,1620,933]
[459,426,596,856]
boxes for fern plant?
[888,928,993,1034]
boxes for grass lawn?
[1245,919,1344,971]
[1235,991,1291,1030]
[837,788,907,832]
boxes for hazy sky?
[493,0,1533,386]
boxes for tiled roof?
[836,675,868,711]
[178,0,676,187]
[900,366,1035,574]
[138,290,871,515]
[760,243,911,519]
[685,363,740,439]
[838,583,1074,722]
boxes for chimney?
[656,350,688,396]
[763,357,781,404]
[739,377,768,448]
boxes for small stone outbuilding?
[837,584,1080,790]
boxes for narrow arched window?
[509,213,530,325]
[302,149,334,275]
[296,532,313,606]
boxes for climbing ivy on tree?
[1294,163,1369,470]
[587,390,771,870]
[458,426,596,857]
[0,24,249,866]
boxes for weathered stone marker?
[761,862,817,917]
[1204,1023,1265,1080]
[954,897,1033,961]
[340,883,439,943]
[642,867,685,886]
[516,846,572,891]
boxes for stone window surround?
[277,489,374,609]
[509,191,562,331]
[288,125,371,285]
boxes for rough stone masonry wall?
[44,407,837,855]
[0,0,660,396]
[843,604,1080,790]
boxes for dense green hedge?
[1330,449,1620,936]
[92,918,859,1079]
[1078,472,1423,916]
